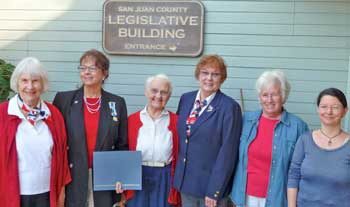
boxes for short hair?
[255,69,291,103]
[10,57,49,93]
[145,74,173,95]
[80,49,110,80]
[194,54,227,83]
[317,87,347,108]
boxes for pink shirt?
[246,115,278,197]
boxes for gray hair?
[145,74,173,95]
[10,57,49,93]
[255,69,291,103]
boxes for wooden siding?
[0,0,349,129]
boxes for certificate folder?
[93,151,142,191]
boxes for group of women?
[0,49,349,207]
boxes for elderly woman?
[231,70,309,207]
[173,54,242,207]
[124,74,181,207]
[53,49,128,207]
[0,57,71,207]
[288,88,350,206]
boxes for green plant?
[0,59,15,102]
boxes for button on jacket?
[231,110,308,207]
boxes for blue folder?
[93,151,142,191]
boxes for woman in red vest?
[0,57,71,207]
[124,74,181,207]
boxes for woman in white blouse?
[0,57,71,207]
[124,74,181,207]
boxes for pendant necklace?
[319,128,342,146]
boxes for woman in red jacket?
[0,57,71,207]
[124,74,181,207]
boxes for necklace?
[319,128,342,146]
[84,96,101,114]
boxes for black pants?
[20,192,50,207]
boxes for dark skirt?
[20,192,50,207]
[127,164,172,207]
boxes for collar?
[8,94,51,119]
[141,105,169,117]
[195,90,216,106]
[247,109,290,126]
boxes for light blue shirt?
[231,110,309,207]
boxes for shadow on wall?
[0,0,201,109]
[0,0,102,100]
[0,0,350,129]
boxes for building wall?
[0,0,349,129]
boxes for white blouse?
[8,95,53,195]
[136,107,173,163]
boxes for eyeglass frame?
[318,104,344,112]
[149,88,170,97]
[77,65,100,73]
[199,70,222,79]
[260,92,282,100]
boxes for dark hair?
[80,49,110,79]
[317,87,347,108]
[194,54,227,83]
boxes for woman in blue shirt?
[288,88,350,207]
[231,70,309,207]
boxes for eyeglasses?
[199,71,221,79]
[77,65,99,72]
[150,88,169,97]
[319,105,343,112]
[260,93,281,100]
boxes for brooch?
[207,105,213,112]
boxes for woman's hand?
[112,192,126,207]
[205,196,217,207]
[57,187,65,207]
[115,181,124,194]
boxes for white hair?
[145,73,172,95]
[10,57,49,93]
[255,69,291,103]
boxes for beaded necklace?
[84,96,101,114]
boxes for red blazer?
[0,101,71,207]
[125,110,181,206]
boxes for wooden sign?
[103,0,204,57]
